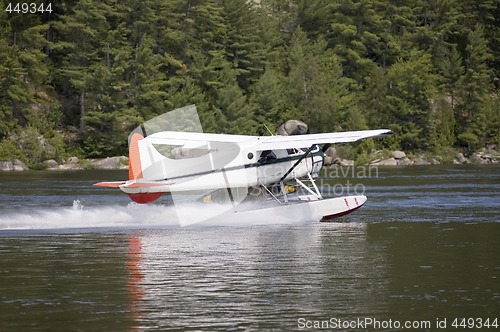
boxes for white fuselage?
[119,142,324,195]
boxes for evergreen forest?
[1,0,499,166]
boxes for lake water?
[0,166,499,331]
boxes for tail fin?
[127,133,163,204]
[128,133,144,180]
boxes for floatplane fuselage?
[95,116,392,222]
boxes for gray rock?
[339,159,355,167]
[44,159,58,168]
[391,150,407,159]
[277,120,308,136]
[55,163,84,170]
[481,154,493,160]
[92,156,128,169]
[0,160,28,171]
[469,153,489,164]
[323,156,334,166]
[13,160,28,171]
[397,157,413,166]
[0,161,14,171]
[371,158,398,166]
[413,157,431,165]
[67,156,80,164]
[454,153,469,164]
[324,146,337,158]
[332,157,341,165]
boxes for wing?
[146,129,392,149]
[146,131,258,147]
[256,129,393,150]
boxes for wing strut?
[279,145,316,182]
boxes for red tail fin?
[128,133,162,204]
[128,133,144,180]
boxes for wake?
[0,200,181,231]
[0,200,307,231]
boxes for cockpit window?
[258,150,277,163]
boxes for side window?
[258,150,277,163]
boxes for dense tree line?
[0,0,499,165]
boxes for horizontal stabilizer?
[121,180,174,188]
[94,181,126,188]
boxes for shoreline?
[1,148,498,172]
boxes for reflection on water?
[125,224,383,330]
[2,222,495,331]
[1,223,499,330]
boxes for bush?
[0,139,24,162]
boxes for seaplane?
[94,106,392,225]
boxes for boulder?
[43,159,58,169]
[54,163,84,170]
[469,153,489,164]
[391,150,407,159]
[324,146,337,158]
[0,161,14,171]
[323,156,334,166]
[413,157,431,165]
[339,159,354,167]
[371,158,398,166]
[277,120,308,136]
[13,160,28,171]
[67,156,80,164]
[91,156,129,169]
[0,160,28,171]
[397,157,413,166]
[454,153,469,164]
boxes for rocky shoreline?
[320,146,499,167]
[0,156,128,172]
[1,146,499,172]
[2,119,498,171]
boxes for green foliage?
[0,139,23,161]
[0,0,498,161]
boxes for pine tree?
[386,52,438,149]
[455,24,493,150]
[0,6,52,136]
[326,0,388,82]
[440,46,464,111]
[284,28,361,133]
[249,66,288,133]
[220,0,266,91]
[51,0,114,133]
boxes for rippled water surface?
[0,166,499,330]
